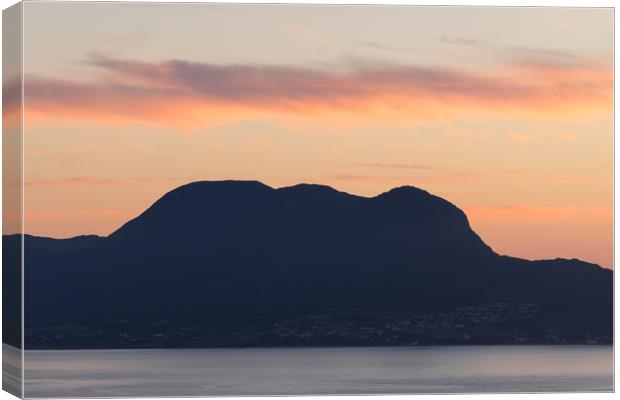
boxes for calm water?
[13,345,613,397]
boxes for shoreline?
[12,342,614,352]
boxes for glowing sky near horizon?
[13,3,613,267]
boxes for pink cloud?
[20,52,612,127]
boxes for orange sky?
[9,4,614,268]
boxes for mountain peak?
[376,184,464,216]
[280,183,340,193]
[377,185,430,199]
[276,183,359,201]
[168,179,274,194]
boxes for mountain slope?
[9,180,612,348]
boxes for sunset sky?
[12,4,613,267]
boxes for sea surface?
[10,345,614,397]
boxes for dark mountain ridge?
[4,180,612,348]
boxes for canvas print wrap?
[3,2,23,398]
[1,2,614,398]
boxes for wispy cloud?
[358,162,436,170]
[324,173,386,181]
[3,75,21,112]
[22,176,194,188]
[21,51,612,127]
[438,36,480,47]
[438,35,604,69]
[465,204,612,222]
[357,41,415,53]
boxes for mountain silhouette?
[4,180,612,348]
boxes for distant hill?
[4,180,612,348]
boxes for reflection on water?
[3,344,22,397]
[20,345,613,397]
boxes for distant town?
[26,302,611,349]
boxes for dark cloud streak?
[22,52,611,124]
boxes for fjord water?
[21,345,612,397]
